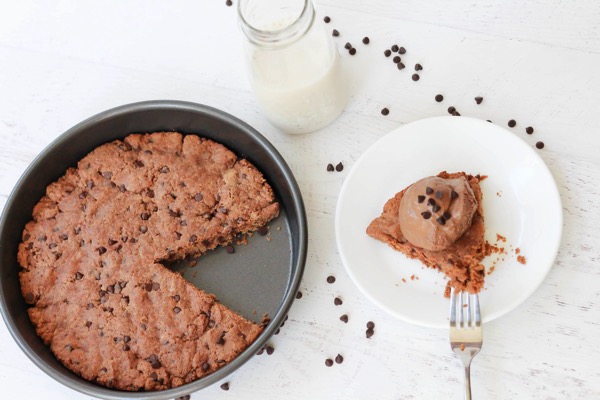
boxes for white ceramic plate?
[335,116,562,328]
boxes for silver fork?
[449,288,483,400]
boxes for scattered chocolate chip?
[417,195,426,203]
[122,344,130,351]
[334,297,343,306]
[189,234,198,243]
[384,49,391,57]
[325,358,334,367]
[118,184,126,193]
[335,162,344,172]
[332,29,339,37]
[59,233,68,241]
[147,354,161,369]
[415,63,423,71]
[412,73,420,81]
[217,331,226,345]
[201,362,210,371]
[398,46,406,54]
[225,0,232,6]
[447,106,456,114]
[97,246,107,255]
[85,321,92,328]
[397,62,405,70]
[141,212,150,221]
[381,107,390,116]
[339,314,349,323]
[226,245,235,254]
[335,354,344,364]
[323,16,330,23]
[366,321,375,329]
[508,119,517,128]
[366,328,374,338]
[327,275,336,284]
[427,198,436,206]
[451,190,459,199]
[391,44,399,52]
[435,94,444,102]
[145,283,153,292]
[421,211,432,219]
[327,163,334,172]
[526,126,534,134]
[176,396,191,400]
[435,190,443,199]
[393,55,401,63]
[134,160,144,168]
[487,120,492,123]
[349,47,356,55]
[220,382,229,391]
[362,36,370,44]
[437,216,446,225]
[266,345,275,355]
[296,291,303,299]
[536,141,545,149]
[159,166,170,173]
[473,96,483,105]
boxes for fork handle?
[463,364,472,400]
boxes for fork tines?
[449,288,481,328]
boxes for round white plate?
[335,116,562,328]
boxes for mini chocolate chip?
[327,163,334,172]
[176,396,190,400]
[447,106,456,114]
[85,321,92,328]
[60,233,68,240]
[189,234,198,243]
[173,294,180,302]
[147,354,161,369]
[417,195,426,203]
[296,291,303,299]
[225,0,232,6]
[100,367,107,373]
[87,303,94,309]
[366,328,374,338]
[366,321,375,329]
[393,55,401,63]
[145,283,153,292]
[334,297,343,306]
[102,171,112,179]
[23,233,31,241]
[122,344,130,351]
[427,198,436,206]
[97,246,107,255]
[421,211,432,219]
[443,211,451,220]
[79,191,88,199]
[118,184,126,193]
[412,73,420,81]
[340,314,349,323]
[25,292,35,304]
[141,212,150,221]
[398,46,406,54]
[526,126,534,134]
[391,44,399,52]
[220,382,230,391]
[425,187,433,195]
[508,119,517,128]
[384,49,391,57]
[48,243,57,249]
[433,191,443,200]
[381,107,390,116]
[435,94,444,102]
[143,150,152,155]
[133,160,144,168]
[325,358,334,367]
[100,295,107,304]
[473,96,483,105]
[257,226,269,236]
[397,62,405,70]
[451,190,459,199]
[159,166,170,173]
[208,320,215,328]
[536,141,545,149]
[344,42,352,50]
[432,204,441,213]
[415,63,423,71]
[335,354,344,364]
[123,335,131,343]
[86,180,94,189]
[107,285,115,294]
[140,225,148,233]
[201,362,210,371]
[437,216,446,225]
[332,29,339,37]
[349,47,356,55]
[323,16,330,23]
[327,275,336,284]
[223,245,234,254]
[152,282,160,291]
[217,331,226,345]
[335,162,344,172]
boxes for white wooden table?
[1,1,599,399]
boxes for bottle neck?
[238,0,315,48]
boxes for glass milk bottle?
[238,0,347,134]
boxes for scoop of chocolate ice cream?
[398,176,478,251]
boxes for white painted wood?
[1,0,599,399]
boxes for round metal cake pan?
[0,100,307,399]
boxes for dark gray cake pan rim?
[0,100,307,399]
